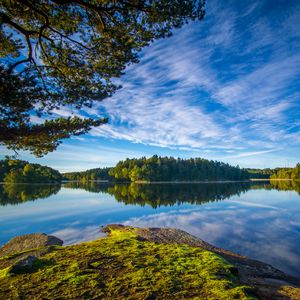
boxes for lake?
[0,180,300,277]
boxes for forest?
[270,164,300,181]
[63,156,250,182]
[0,159,62,183]
[63,167,112,182]
[108,156,250,182]
[64,156,296,182]
[245,168,277,179]
[2,157,299,184]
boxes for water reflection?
[106,182,253,208]
[0,180,300,276]
[1,180,299,207]
[65,181,253,207]
[64,181,256,207]
[64,180,300,207]
[0,184,61,206]
[270,180,300,194]
[123,198,300,277]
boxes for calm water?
[0,181,300,277]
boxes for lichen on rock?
[0,225,299,300]
[0,233,63,258]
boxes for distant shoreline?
[133,180,262,184]
[2,179,297,185]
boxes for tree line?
[245,168,277,179]
[3,157,298,184]
[270,164,300,181]
[108,155,250,182]
[63,167,112,182]
[0,158,62,183]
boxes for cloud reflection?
[123,202,300,277]
[51,225,105,245]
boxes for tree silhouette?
[0,0,205,156]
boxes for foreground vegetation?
[1,0,205,156]
[0,159,62,183]
[0,226,255,300]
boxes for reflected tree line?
[267,180,300,194]
[105,183,251,208]
[0,184,61,206]
[1,180,300,207]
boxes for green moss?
[0,227,256,299]
[0,267,10,279]
[278,286,300,299]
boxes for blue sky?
[1,0,300,172]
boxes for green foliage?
[0,0,205,156]
[0,227,256,300]
[108,155,250,182]
[245,168,277,179]
[63,167,112,182]
[0,158,62,183]
[0,184,61,206]
[270,164,300,181]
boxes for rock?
[101,224,125,233]
[0,233,63,258]
[9,255,38,273]
[102,224,300,300]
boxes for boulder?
[102,224,300,300]
[9,255,38,273]
[0,233,63,258]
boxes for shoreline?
[2,179,298,185]
[1,225,299,299]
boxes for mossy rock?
[0,226,256,300]
[0,233,63,258]
[0,225,299,299]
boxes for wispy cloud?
[224,149,279,159]
[80,0,300,157]
[3,0,299,169]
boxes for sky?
[1,0,300,172]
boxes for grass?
[0,226,257,299]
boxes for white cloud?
[224,149,279,159]
[80,0,300,155]
[3,0,299,169]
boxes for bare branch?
[7,28,33,73]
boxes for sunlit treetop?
[0,0,205,156]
